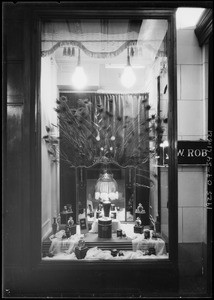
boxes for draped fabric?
[41,19,168,64]
[58,93,149,168]
[42,19,142,57]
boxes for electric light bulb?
[163,140,169,147]
[121,65,136,88]
[71,66,87,89]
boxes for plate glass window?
[41,18,170,261]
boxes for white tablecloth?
[89,219,122,233]
[132,232,167,256]
[47,227,167,257]
[49,230,83,255]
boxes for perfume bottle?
[52,217,58,236]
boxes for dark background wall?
[3,3,31,275]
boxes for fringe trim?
[41,40,138,58]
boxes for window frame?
[30,3,178,272]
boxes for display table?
[132,231,167,256]
[45,226,167,259]
[49,230,82,255]
[90,218,121,233]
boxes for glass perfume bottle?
[52,217,58,236]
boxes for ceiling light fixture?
[121,47,136,88]
[71,48,87,89]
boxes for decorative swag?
[41,19,168,63]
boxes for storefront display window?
[40,18,172,261]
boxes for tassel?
[72,47,75,56]
[67,47,71,56]
[63,47,66,56]
[130,47,134,57]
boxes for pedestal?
[134,225,144,234]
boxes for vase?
[103,201,111,217]
[52,217,58,236]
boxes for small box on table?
[74,246,88,259]
[110,211,117,219]
[70,225,76,235]
[65,224,76,237]
[134,225,144,234]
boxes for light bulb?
[163,140,169,147]
[71,65,87,89]
[121,65,136,88]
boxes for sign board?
[177,141,208,165]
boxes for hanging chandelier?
[95,169,118,218]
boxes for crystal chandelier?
[95,169,118,217]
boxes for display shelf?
[84,232,133,251]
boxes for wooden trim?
[6,101,24,106]
[195,9,213,47]
[2,10,7,267]
[3,1,213,12]
[157,76,161,227]
[29,13,43,269]
[167,13,178,266]
[39,258,175,271]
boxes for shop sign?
[177,141,208,165]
